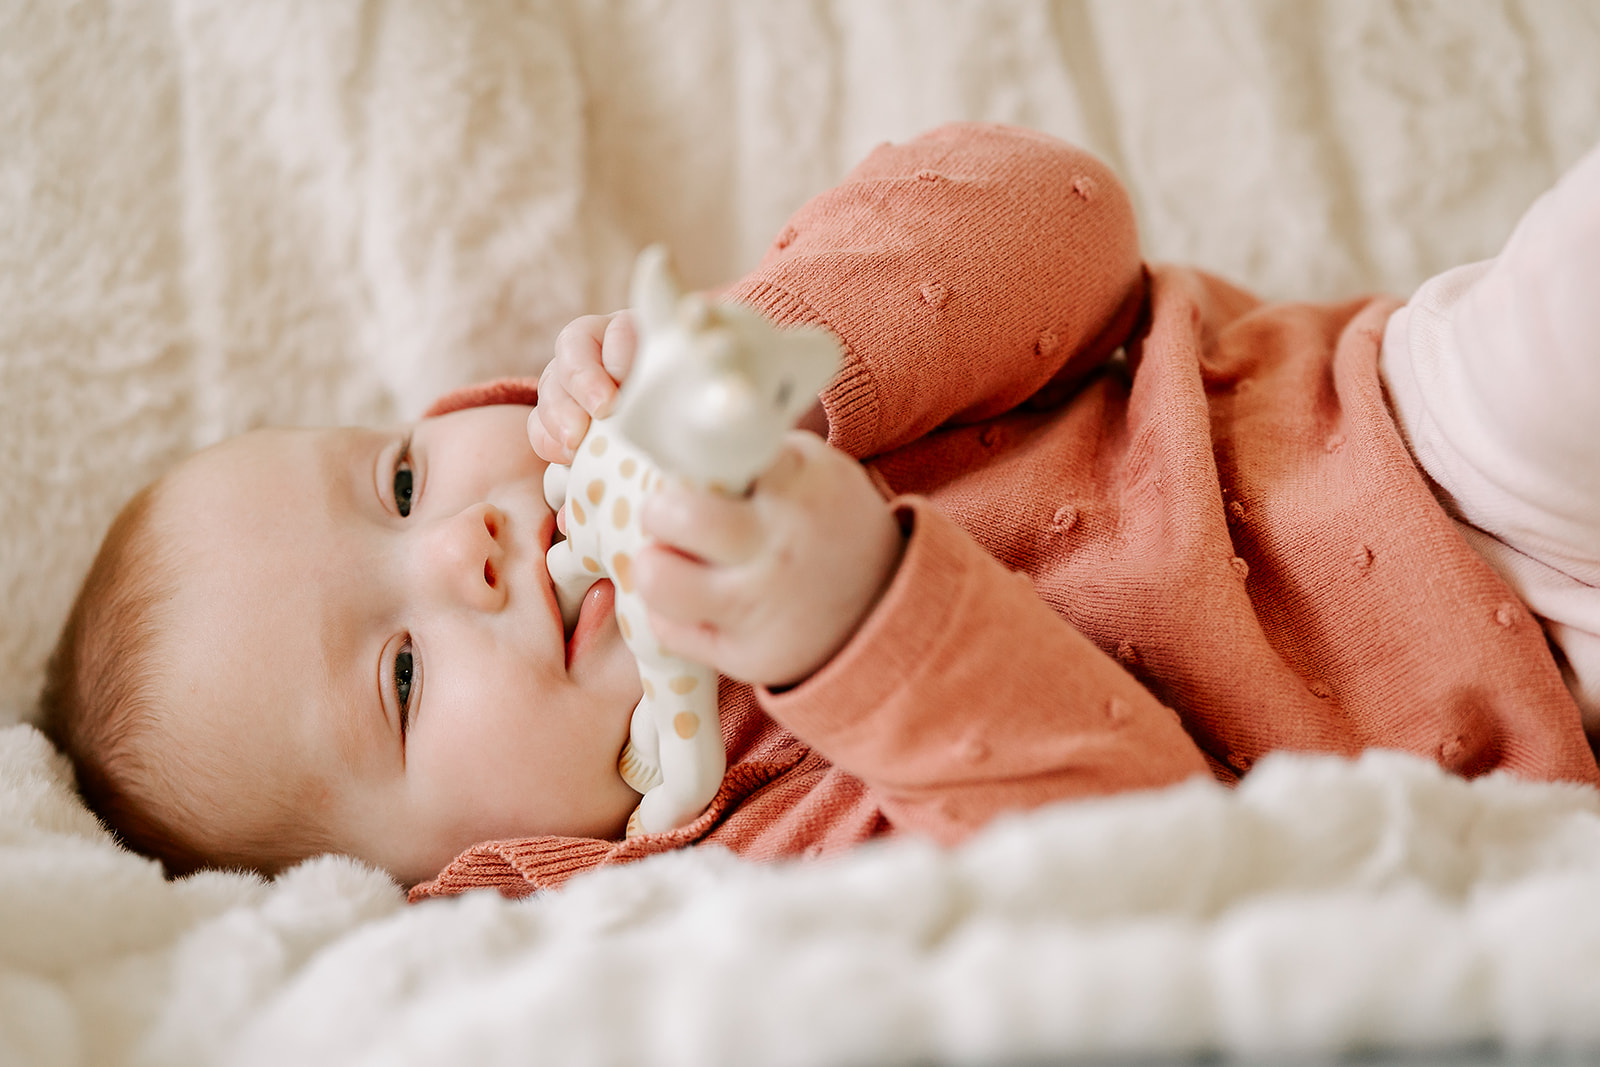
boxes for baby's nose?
[423,503,508,611]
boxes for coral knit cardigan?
[413,123,1598,902]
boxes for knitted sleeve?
[756,498,1211,843]
[722,122,1146,461]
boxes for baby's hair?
[39,477,326,878]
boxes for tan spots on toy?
[642,677,655,700]
[589,435,609,456]
[673,711,700,739]
[669,675,698,695]
[613,497,631,529]
[571,498,587,525]
[582,556,601,573]
[620,458,638,478]
[618,613,632,640]
[612,552,635,592]
[587,479,606,505]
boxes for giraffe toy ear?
[629,244,680,344]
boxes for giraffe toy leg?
[625,663,725,836]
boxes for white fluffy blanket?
[5,2,1600,1063]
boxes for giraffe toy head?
[611,244,840,490]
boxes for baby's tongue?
[565,580,615,669]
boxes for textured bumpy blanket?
[5,2,1600,1064]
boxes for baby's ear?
[628,244,679,345]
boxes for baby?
[39,123,1600,896]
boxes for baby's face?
[157,405,642,885]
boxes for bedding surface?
[4,1,1600,1063]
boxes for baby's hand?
[634,432,905,689]
[529,311,638,464]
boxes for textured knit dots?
[1036,329,1059,357]
[979,426,1003,448]
[775,225,798,250]
[1230,556,1250,579]
[916,169,943,182]
[673,712,700,739]
[1051,505,1078,532]
[1106,697,1130,723]
[1115,640,1138,666]
[1228,500,1247,522]
[919,281,949,309]
[1353,544,1375,571]
[959,734,990,763]
[1440,736,1467,768]
[1309,680,1334,700]
[1495,604,1518,628]
[1325,433,1347,453]
[1071,174,1096,201]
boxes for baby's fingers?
[550,314,622,416]
[598,311,637,390]
[531,378,591,462]
[641,484,762,566]
[632,546,738,663]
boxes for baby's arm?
[759,498,1213,842]
[723,122,1147,460]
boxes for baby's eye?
[393,438,415,518]
[394,641,415,733]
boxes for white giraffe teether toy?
[544,245,840,836]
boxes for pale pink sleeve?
[723,122,1146,461]
[756,498,1211,844]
